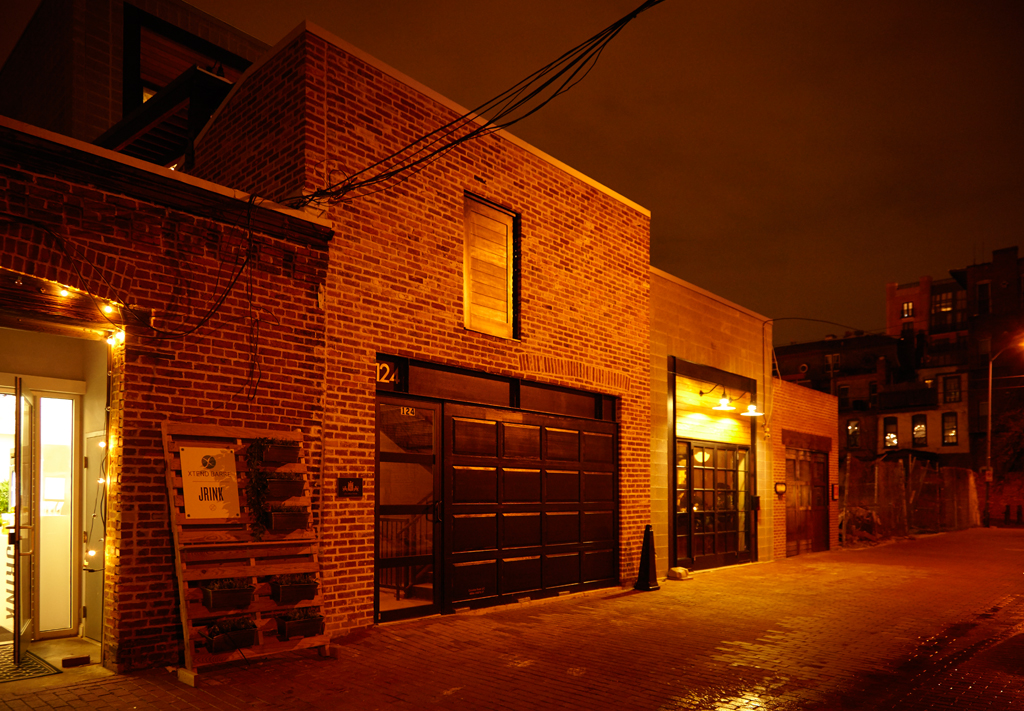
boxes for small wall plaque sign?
[180,447,240,519]
[337,477,363,498]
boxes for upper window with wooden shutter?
[463,195,517,339]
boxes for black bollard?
[1006,505,1012,526]
[1017,505,1023,525]
[634,524,660,591]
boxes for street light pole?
[985,340,1022,527]
[986,354,994,527]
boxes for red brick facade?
[0,120,331,670]
[194,25,652,636]
[1,15,651,663]
[770,378,840,558]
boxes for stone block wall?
[650,268,772,572]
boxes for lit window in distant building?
[977,282,990,315]
[901,301,914,318]
[943,375,961,403]
[942,412,958,445]
[884,417,898,448]
[912,414,927,447]
[847,419,860,448]
[931,291,956,331]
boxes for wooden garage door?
[443,403,618,610]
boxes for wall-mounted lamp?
[700,383,762,415]
[700,383,738,411]
[774,482,787,496]
[712,396,735,411]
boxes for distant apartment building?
[778,246,1024,527]
[888,246,1024,473]
[778,333,966,466]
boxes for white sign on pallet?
[180,448,241,519]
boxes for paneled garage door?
[443,403,619,610]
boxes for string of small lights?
[1,202,266,403]
[1,1,668,406]
[0,208,257,341]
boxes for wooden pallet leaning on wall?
[161,422,328,687]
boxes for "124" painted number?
[376,362,398,384]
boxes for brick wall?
[191,33,309,202]
[194,27,652,635]
[650,268,772,571]
[770,378,840,558]
[0,124,330,670]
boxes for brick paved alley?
[3,527,1022,710]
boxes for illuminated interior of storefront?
[670,360,760,571]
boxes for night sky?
[4,1,1023,345]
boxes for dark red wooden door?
[785,448,829,556]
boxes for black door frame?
[668,356,760,570]
[374,394,443,623]
[673,439,754,570]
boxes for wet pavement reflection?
[2,528,1022,710]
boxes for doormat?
[0,646,62,683]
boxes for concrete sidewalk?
[3,528,1023,710]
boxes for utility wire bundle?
[289,0,666,208]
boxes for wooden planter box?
[200,586,255,612]
[269,512,308,532]
[264,445,301,464]
[206,628,257,654]
[277,616,324,641]
[270,582,318,604]
[266,478,304,499]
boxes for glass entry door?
[375,397,441,622]
[674,440,753,571]
[10,379,35,663]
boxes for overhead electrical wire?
[289,0,668,208]
[2,2,666,402]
